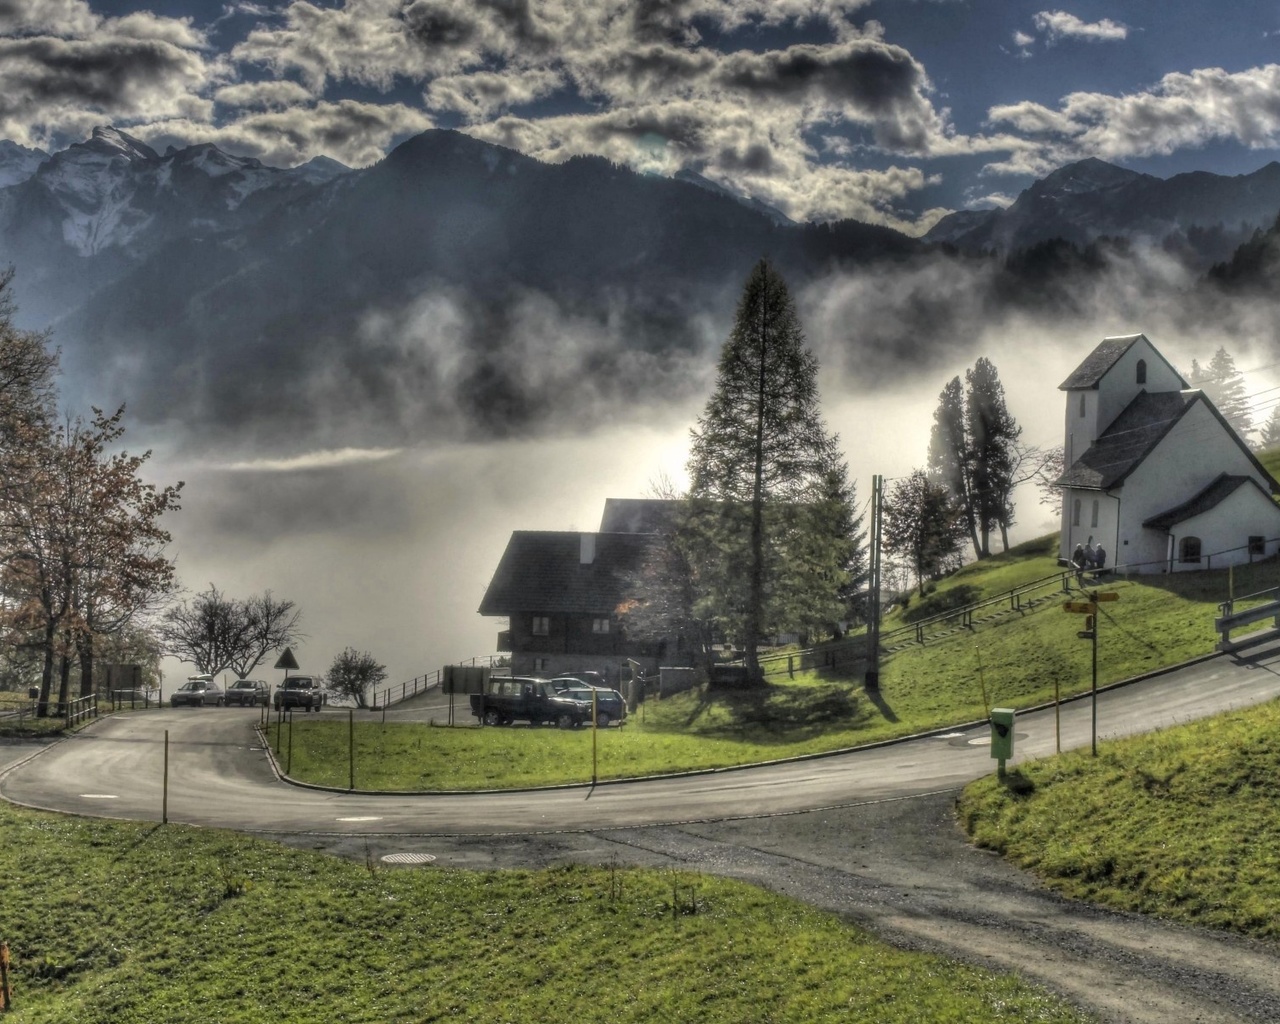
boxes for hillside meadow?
[0,802,1095,1024]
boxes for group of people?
[1071,537,1107,580]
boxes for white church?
[1058,333,1280,573]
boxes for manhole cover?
[381,852,437,865]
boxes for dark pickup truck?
[469,676,590,729]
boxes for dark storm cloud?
[0,36,204,115]
[715,40,937,149]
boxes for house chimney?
[580,533,596,565]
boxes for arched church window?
[1079,392,1086,417]
[1179,536,1201,564]
[1136,359,1147,385]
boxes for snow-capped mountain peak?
[82,126,160,165]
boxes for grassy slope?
[276,532,1268,790]
[0,803,1094,1024]
[958,698,1280,940]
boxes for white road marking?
[79,794,118,799]
[335,816,383,822]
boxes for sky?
[3,1,1280,234]
[6,0,1280,689]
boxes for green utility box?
[989,707,1015,762]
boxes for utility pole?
[866,474,883,689]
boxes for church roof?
[1142,474,1273,530]
[1058,391,1196,489]
[1057,333,1188,391]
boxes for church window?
[1079,392,1086,417]
[1178,537,1201,564]
[1090,500,1099,528]
[1136,359,1147,385]
[1072,499,1081,526]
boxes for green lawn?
[274,533,1269,791]
[958,696,1280,940]
[0,802,1095,1024]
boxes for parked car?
[225,679,268,707]
[170,678,224,707]
[469,676,593,728]
[273,675,327,712]
[549,678,627,727]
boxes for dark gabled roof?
[598,498,681,534]
[1143,474,1276,530]
[1058,333,1188,391]
[477,531,659,616]
[1059,388,1280,494]
[1057,390,1195,489]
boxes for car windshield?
[179,682,204,691]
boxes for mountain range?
[925,157,1280,264]
[2,127,1279,452]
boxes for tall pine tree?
[1195,347,1253,442]
[965,357,1020,555]
[685,260,857,679]
[927,376,980,558]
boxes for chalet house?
[1058,333,1280,573]
[478,499,688,682]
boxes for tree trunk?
[37,622,56,718]
[79,640,95,699]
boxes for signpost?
[1064,592,1119,756]
[273,647,299,754]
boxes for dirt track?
[278,790,1280,1024]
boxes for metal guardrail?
[880,569,1077,648]
[370,655,507,709]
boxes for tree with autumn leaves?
[0,272,183,713]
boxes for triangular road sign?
[273,647,299,670]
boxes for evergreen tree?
[685,260,857,679]
[1259,405,1280,451]
[1200,347,1252,442]
[883,470,965,594]
[965,357,1021,555]
[927,375,980,558]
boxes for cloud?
[136,99,434,167]
[0,2,217,148]
[1032,11,1128,44]
[214,79,314,111]
[220,448,404,472]
[986,64,1280,175]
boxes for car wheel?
[595,712,612,728]
[556,712,576,730]
[483,709,502,727]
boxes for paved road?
[6,641,1280,1023]
[5,643,1279,834]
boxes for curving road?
[6,640,1280,1023]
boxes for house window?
[1090,500,1099,528]
[533,657,548,673]
[1179,537,1201,564]
[1072,499,1081,526]
[1136,359,1147,385]
[532,616,550,636]
[1079,392,1086,417]
[592,618,610,634]
[1249,535,1265,556]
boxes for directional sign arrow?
[1093,592,1120,602]
[1063,601,1098,613]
